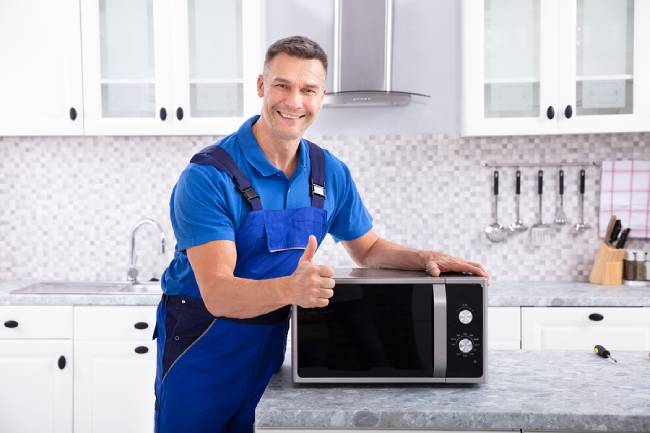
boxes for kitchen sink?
[11,281,162,295]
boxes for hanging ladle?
[485,170,509,242]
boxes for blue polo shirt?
[162,115,373,295]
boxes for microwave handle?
[433,283,447,377]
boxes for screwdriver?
[594,345,618,363]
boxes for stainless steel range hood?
[324,0,429,107]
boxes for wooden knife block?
[589,242,625,285]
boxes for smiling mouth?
[277,111,306,120]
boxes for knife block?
[589,242,625,285]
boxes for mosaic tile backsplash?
[1,132,649,282]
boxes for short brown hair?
[264,36,328,75]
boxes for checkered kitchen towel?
[599,160,650,239]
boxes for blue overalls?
[153,141,328,433]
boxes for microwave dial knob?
[458,309,473,324]
[458,338,473,353]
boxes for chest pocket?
[264,207,327,252]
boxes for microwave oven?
[291,268,487,384]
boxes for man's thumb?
[300,235,318,263]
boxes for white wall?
[264,0,460,134]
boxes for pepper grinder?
[623,249,636,282]
[636,250,648,281]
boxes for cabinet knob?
[135,346,149,354]
[58,355,66,370]
[69,107,77,121]
[134,322,149,330]
[564,104,573,119]
[3,320,18,328]
[588,313,604,321]
[176,107,184,121]
[159,107,167,121]
[546,106,555,120]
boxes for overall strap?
[307,141,326,209]
[190,145,262,211]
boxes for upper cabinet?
[81,0,263,135]
[462,0,650,136]
[0,0,84,136]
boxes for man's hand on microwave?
[422,251,489,279]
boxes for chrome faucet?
[127,218,166,283]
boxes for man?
[153,35,488,433]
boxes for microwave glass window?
[297,284,433,378]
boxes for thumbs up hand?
[290,235,335,308]
[298,234,318,264]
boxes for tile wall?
[1,132,649,282]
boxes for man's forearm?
[361,238,426,270]
[199,275,291,319]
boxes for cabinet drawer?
[521,307,650,350]
[75,306,157,340]
[0,306,73,339]
[488,307,521,350]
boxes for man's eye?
[304,89,316,94]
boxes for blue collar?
[236,115,308,178]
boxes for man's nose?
[284,88,303,110]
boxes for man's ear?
[257,74,264,97]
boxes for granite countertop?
[256,348,650,432]
[1,280,649,307]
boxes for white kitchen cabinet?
[74,340,156,433]
[487,307,521,350]
[461,0,650,136]
[0,306,73,433]
[0,0,83,136]
[81,0,263,135]
[74,306,157,433]
[521,306,650,350]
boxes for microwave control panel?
[445,283,484,378]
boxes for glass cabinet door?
[170,0,262,134]
[187,0,243,117]
[558,0,648,132]
[575,0,634,116]
[81,0,173,134]
[99,0,156,118]
[462,0,558,136]
[483,0,541,119]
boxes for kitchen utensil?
[554,169,568,226]
[530,170,553,245]
[594,344,618,363]
[485,170,508,243]
[615,228,631,249]
[604,215,617,244]
[509,169,527,233]
[609,220,622,245]
[573,169,591,234]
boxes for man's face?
[257,53,326,141]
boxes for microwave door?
[296,283,434,378]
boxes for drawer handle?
[4,320,18,328]
[135,346,149,354]
[134,322,149,330]
[58,356,66,370]
[589,313,604,321]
